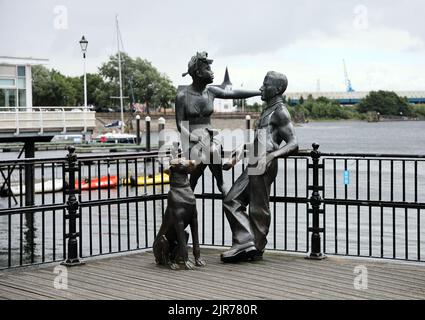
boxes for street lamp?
[79,36,88,108]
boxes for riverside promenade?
[1,248,425,300]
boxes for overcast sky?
[1,0,424,95]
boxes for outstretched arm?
[208,86,260,100]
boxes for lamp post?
[79,36,88,108]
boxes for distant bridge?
[285,91,425,105]
[0,106,96,140]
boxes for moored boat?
[76,176,118,190]
[0,179,65,196]
[121,172,170,186]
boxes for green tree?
[358,90,409,116]
[32,65,54,106]
[409,104,425,118]
[299,96,304,105]
[289,95,358,121]
[98,53,176,113]
[69,73,111,109]
[32,54,176,113]
[32,65,77,106]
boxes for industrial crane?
[343,59,355,92]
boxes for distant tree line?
[286,95,360,121]
[277,91,425,121]
[32,53,176,113]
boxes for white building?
[0,56,48,110]
[0,56,96,139]
[213,67,236,112]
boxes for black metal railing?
[320,151,425,261]
[0,145,424,270]
[0,155,68,268]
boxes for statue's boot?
[247,250,264,261]
[220,242,257,263]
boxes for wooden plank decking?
[0,248,424,300]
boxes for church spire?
[221,67,232,87]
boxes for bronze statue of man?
[221,71,299,263]
[176,52,260,195]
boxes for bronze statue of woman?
[175,52,260,195]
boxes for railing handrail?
[0,150,166,166]
[2,148,425,167]
[320,152,425,159]
[0,106,94,111]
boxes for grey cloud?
[0,0,424,81]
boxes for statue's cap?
[182,51,213,77]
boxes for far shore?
[94,112,423,134]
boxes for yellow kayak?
[121,172,170,186]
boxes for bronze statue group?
[153,52,298,269]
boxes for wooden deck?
[0,248,424,300]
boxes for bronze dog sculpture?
[153,158,206,270]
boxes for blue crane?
[343,59,355,92]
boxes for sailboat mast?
[116,15,125,132]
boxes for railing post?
[83,106,87,135]
[245,114,251,144]
[306,143,326,260]
[158,117,165,150]
[14,107,20,136]
[24,141,35,207]
[61,108,67,134]
[135,115,141,145]
[62,146,84,266]
[145,116,151,151]
[39,108,44,135]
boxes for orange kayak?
[75,176,118,190]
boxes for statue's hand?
[196,135,210,150]
[255,156,269,175]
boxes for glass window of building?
[17,66,26,77]
[1,87,17,109]
[0,79,15,87]
[0,65,28,108]
[17,78,25,89]
[1,89,17,110]
[18,89,26,107]
[0,89,5,107]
